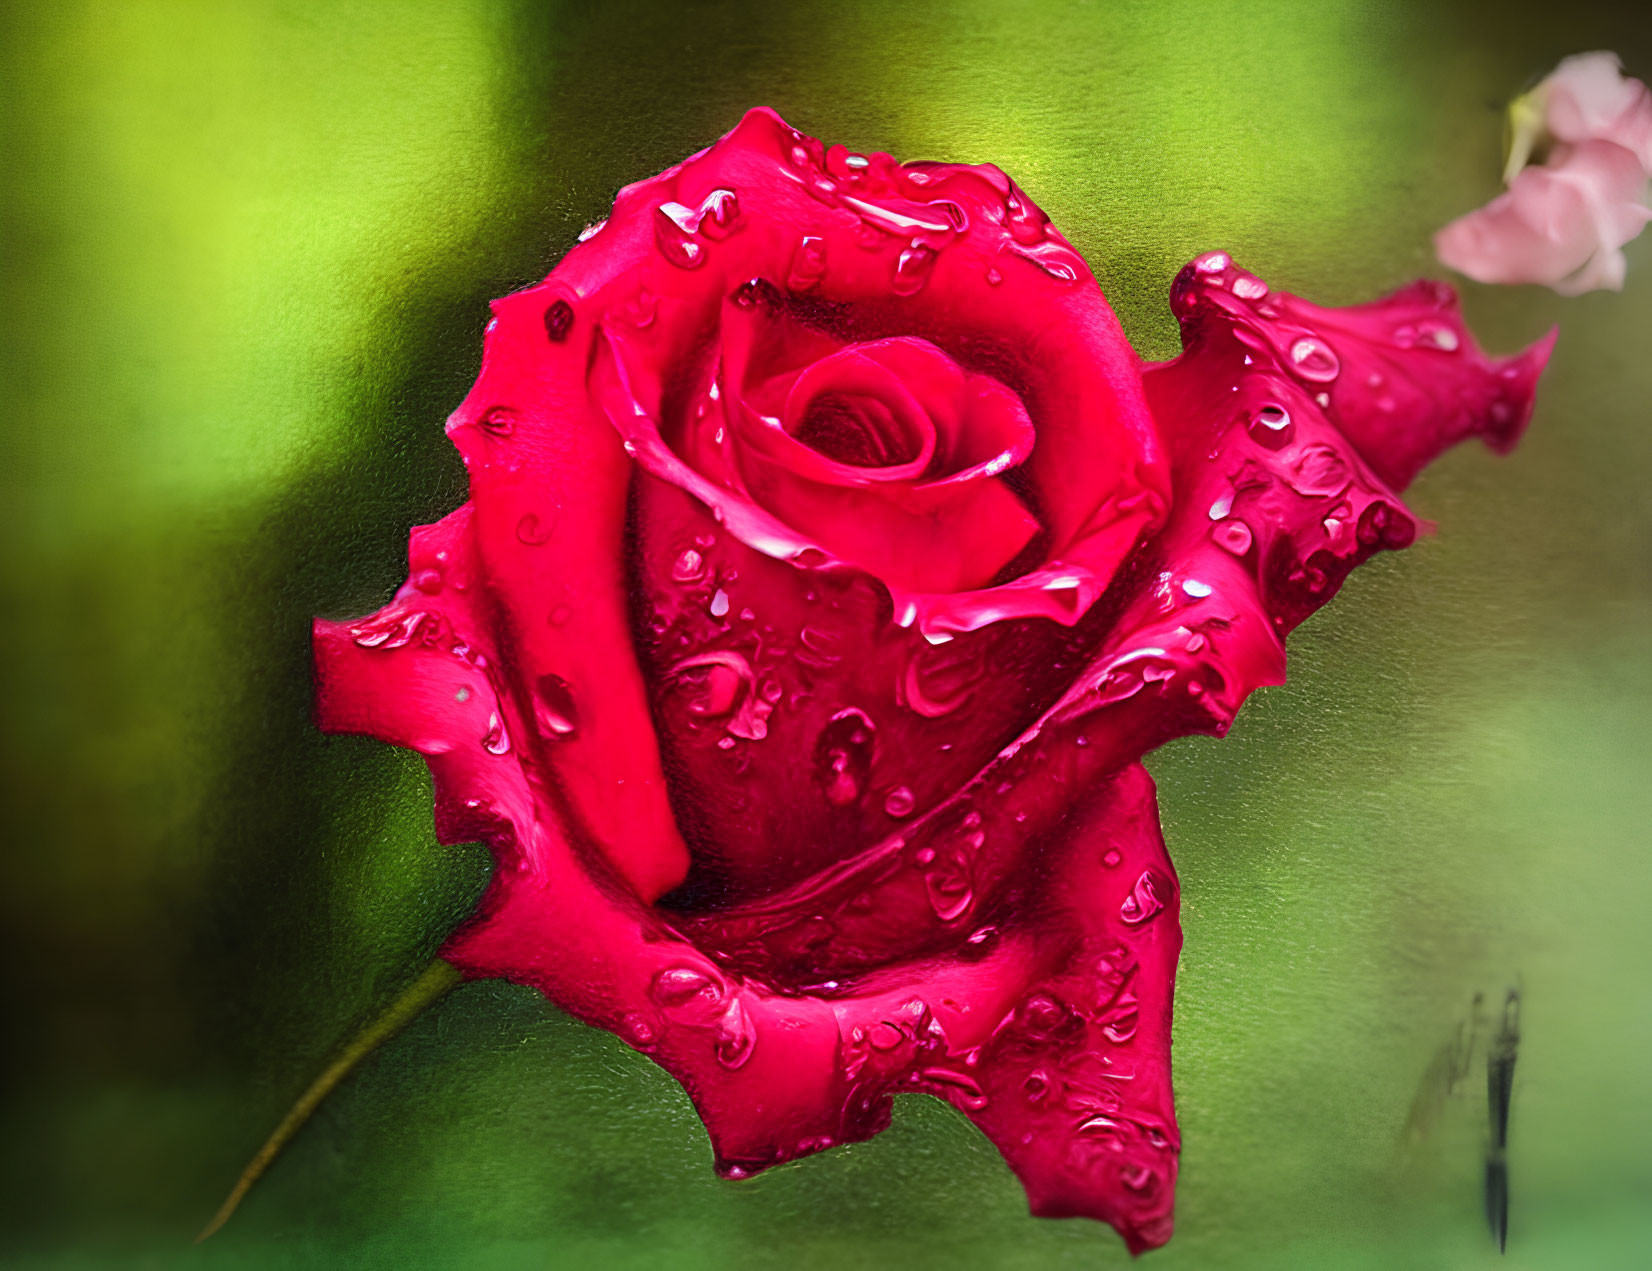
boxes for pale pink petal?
[1545,51,1652,170]
[1435,139,1652,293]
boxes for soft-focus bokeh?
[2,1,1648,1267]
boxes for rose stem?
[196,958,464,1242]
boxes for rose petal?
[315,284,696,902]
[632,473,1079,904]
[683,253,1551,980]
[438,760,1179,1251]
[577,107,1168,637]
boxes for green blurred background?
[2,1,1648,1267]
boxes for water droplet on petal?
[482,712,510,755]
[883,786,916,818]
[480,406,518,438]
[1010,239,1082,282]
[709,588,730,618]
[534,673,579,738]
[787,235,827,290]
[1212,519,1253,555]
[1418,321,1459,351]
[1290,443,1352,496]
[924,866,974,922]
[1103,849,1122,868]
[1289,336,1340,383]
[900,641,981,718]
[1247,402,1294,449]
[577,220,606,242]
[715,997,756,1069]
[652,965,720,1012]
[543,300,574,343]
[620,1012,657,1049]
[814,708,875,806]
[516,512,555,545]
[654,204,706,269]
[1120,870,1168,926]
[893,243,937,296]
[1231,274,1269,300]
[1102,996,1139,1044]
[1078,1115,1126,1148]
[868,1021,904,1051]
[985,266,1003,285]
[1181,578,1212,599]
[698,188,741,238]
[672,548,706,583]
[413,569,443,594]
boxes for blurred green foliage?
[1,1,1649,1267]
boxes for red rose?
[312,109,1551,1253]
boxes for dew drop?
[413,569,443,594]
[924,868,974,922]
[1120,870,1168,926]
[1288,336,1340,383]
[543,300,574,343]
[814,708,875,806]
[479,406,517,438]
[1290,443,1351,497]
[620,1012,657,1049]
[868,1021,904,1051]
[709,588,731,618]
[1247,402,1294,449]
[985,266,1003,285]
[697,188,741,239]
[533,673,579,738]
[1120,1164,1156,1193]
[481,712,510,755]
[1017,993,1077,1038]
[652,965,720,1012]
[1103,848,1122,868]
[787,235,827,290]
[1181,578,1212,599]
[1418,321,1459,351]
[883,785,916,818]
[516,512,555,545]
[1010,240,1081,282]
[893,243,938,296]
[1102,997,1139,1044]
[1231,274,1269,300]
[732,277,782,312]
[900,641,980,718]
[1078,1115,1125,1147]
[672,548,706,583]
[715,998,756,1069]
[654,204,706,269]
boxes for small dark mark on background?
[1485,988,1520,1253]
